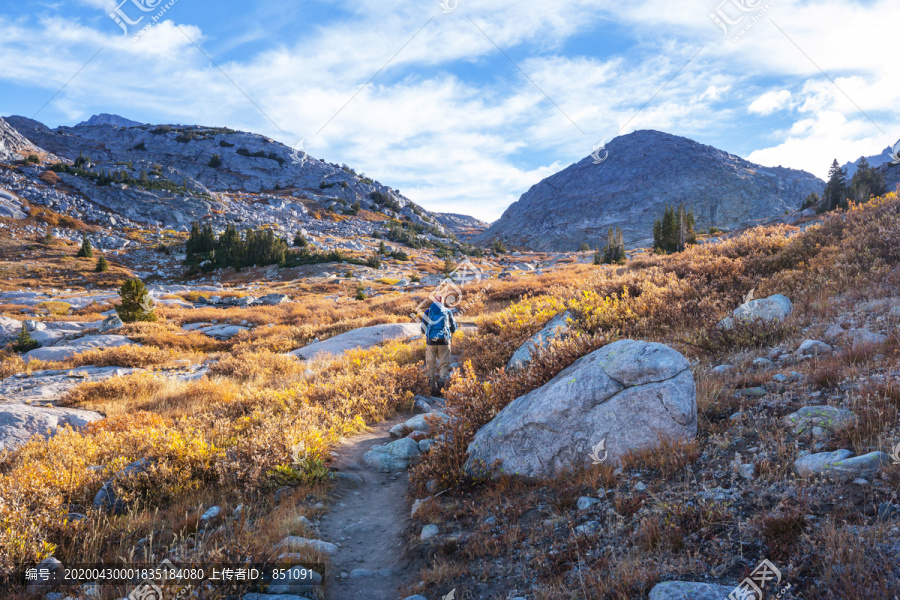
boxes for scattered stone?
[794,450,892,481]
[196,324,249,340]
[93,459,152,514]
[362,438,422,472]
[574,520,600,535]
[274,536,338,556]
[711,364,733,375]
[843,328,888,348]
[577,496,600,510]
[97,314,124,333]
[772,374,788,383]
[200,506,221,522]
[420,524,439,540]
[259,293,290,305]
[752,357,773,368]
[719,294,792,329]
[784,406,858,438]
[649,581,738,600]
[798,339,833,356]
[465,340,697,478]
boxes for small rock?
[649,581,738,600]
[711,364,733,375]
[349,569,373,578]
[200,506,221,522]
[794,450,892,481]
[274,536,338,556]
[576,496,600,511]
[420,524,439,540]
[785,406,858,438]
[771,373,788,383]
[634,482,647,492]
[574,520,600,535]
[798,339,832,356]
[753,357,772,368]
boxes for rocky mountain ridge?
[475,130,826,251]
[3,115,447,235]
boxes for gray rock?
[506,310,573,371]
[243,594,313,600]
[574,520,600,535]
[420,524,439,540]
[843,328,888,348]
[273,536,338,556]
[289,323,422,361]
[784,406,857,438]
[711,364,733,375]
[197,324,249,340]
[97,314,124,333]
[23,334,137,362]
[772,373,788,383]
[25,557,63,594]
[719,294,793,329]
[259,293,290,305]
[0,366,142,404]
[403,412,449,435]
[418,439,435,453]
[465,339,697,478]
[401,596,428,600]
[363,438,422,472]
[794,450,892,480]
[798,339,833,356]
[0,403,103,452]
[576,496,599,510]
[649,581,738,600]
[200,506,221,521]
[753,357,773,368]
[93,459,152,514]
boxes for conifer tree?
[76,235,93,258]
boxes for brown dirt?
[319,413,414,600]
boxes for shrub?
[36,301,71,316]
[95,256,109,272]
[24,154,40,164]
[76,235,93,258]
[208,154,223,168]
[116,278,157,323]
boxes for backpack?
[425,303,451,344]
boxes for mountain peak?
[475,131,824,251]
[76,114,143,128]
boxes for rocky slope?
[0,118,42,162]
[474,130,825,251]
[3,115,446,234]
[433,212,489,238]
[76,113,143,128]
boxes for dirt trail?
[319,413,414,600]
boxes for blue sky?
[1,0,897,221]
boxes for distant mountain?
[4,115,446,234]
[474,130,825,251]
[841,140,899,179]
[76,113,143,128]
[433,212,489,238]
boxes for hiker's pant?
[425,344,452,385]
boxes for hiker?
[421,294,458,392]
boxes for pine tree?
[76,235,93,258]
[848,157,886,203]
[378,240,386,255]
[294,232,308,248]
[116,278,157,323]
[597,227,626,264]
[11,326,39,353]
[95,255,109,272]
[822,159,848,212]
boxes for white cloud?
[748,89,792,115]
[2,0,899,220]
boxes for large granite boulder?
[465,339,697,478]
[506,311,573,371]
[718,294,792,329]
[289,323,422,361]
